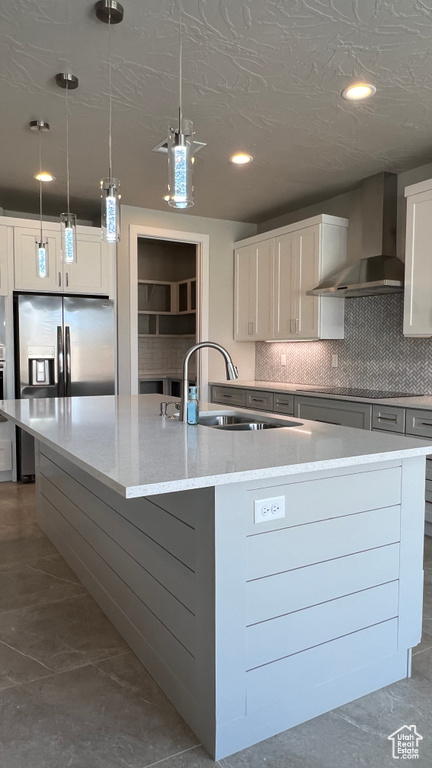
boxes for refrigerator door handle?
[57,325,65,397]
[65,326,71,397]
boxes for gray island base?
[35,441,424,760]
[0,394,428,760]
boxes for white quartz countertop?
[1,394,431,499]
[210,380,432,408]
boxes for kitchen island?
[0,393,430,759]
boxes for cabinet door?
[234,240,273,341]
[0,225,10,296]
[294,396,372,430]
[296,225,320,339]
[65,234,114,296]
[14,227,62,292]
[273,233,295,339]
[404,191,432,336]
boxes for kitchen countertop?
[1,394,431,499]
[210,380,432,409]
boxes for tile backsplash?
[256,294,432,394]
[138,337,196,378]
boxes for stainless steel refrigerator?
[14,293,116,479]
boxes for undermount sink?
[198,414,302,431]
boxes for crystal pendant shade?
[60,212,77,264]
[167,120,194,209]
[100,177,121,243]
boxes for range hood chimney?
[308,172,404,298]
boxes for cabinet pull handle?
[276,399,290,405]
[58,272,62,287]
[248,322,254,335]
[223,393,233,399]
[66,272,69,288]
[420,420,432,427]
[378,414,397,422]
[251,398,264,403]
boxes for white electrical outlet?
[331,354,338,368]
[254,496,285,524]
[280,354,286,366]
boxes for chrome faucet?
[180,341,239,421]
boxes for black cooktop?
[296,386,421,399]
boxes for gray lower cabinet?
[245,389,274,411]
[406,409,432,527]
[211,385,246,407]
[372,405,406,434]
[293,396,372,430]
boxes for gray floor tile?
[0,534,59,567]
[0,562,86,613]
[413,630,432,656]
[412,645,432,683]
[0,640,51,690]
[23,553,83,584]
[0,593,129,672]
[0,663,198,768]
[95,651,181,709]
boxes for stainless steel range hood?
[308,173,404,298]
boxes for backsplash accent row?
[255,294,432,394]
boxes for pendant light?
[167,10,195,209]
[30,120,50,279]
[96,0,124,243]
[55,72,79,264]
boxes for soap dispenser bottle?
[187,386,199,425]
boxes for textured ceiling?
[1,0,432,223]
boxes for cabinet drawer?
[245,390,274,411]
[294,395,372,430]
[406,409,432,441]
[372,405,405,433]
[211,386,245,407]
[273,393,294,415]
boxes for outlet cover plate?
[254,496,285,524]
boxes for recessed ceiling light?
[341,83,376,101]
[229,153,253,165]
[34,172,55,182]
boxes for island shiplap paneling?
[246,543,400,625]
[38,495,196,689]
[39,451,196,568]
[247,465,401,530]
[246,618,398,712]
[247,505,401,581]
[40,475,196,654]
[39,453,195,611]
[246,580,399,669]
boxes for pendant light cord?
[38,127,43,243]
[108,10,113,182]
[178,8,183,134]
[66,83,70,216]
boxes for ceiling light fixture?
[341,82,376,101]
[167,8,195,209]
[34,172,55,182]
[55,72,79,264]
[230,153,253,165]
[96,0,124,243]
[30,120,50,279]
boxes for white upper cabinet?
[234,239,273,341]
[404,180,432,337]
[14,227,62,292]
[13,222,115,297]
[0,224,12,296]
[234,215,347,342]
